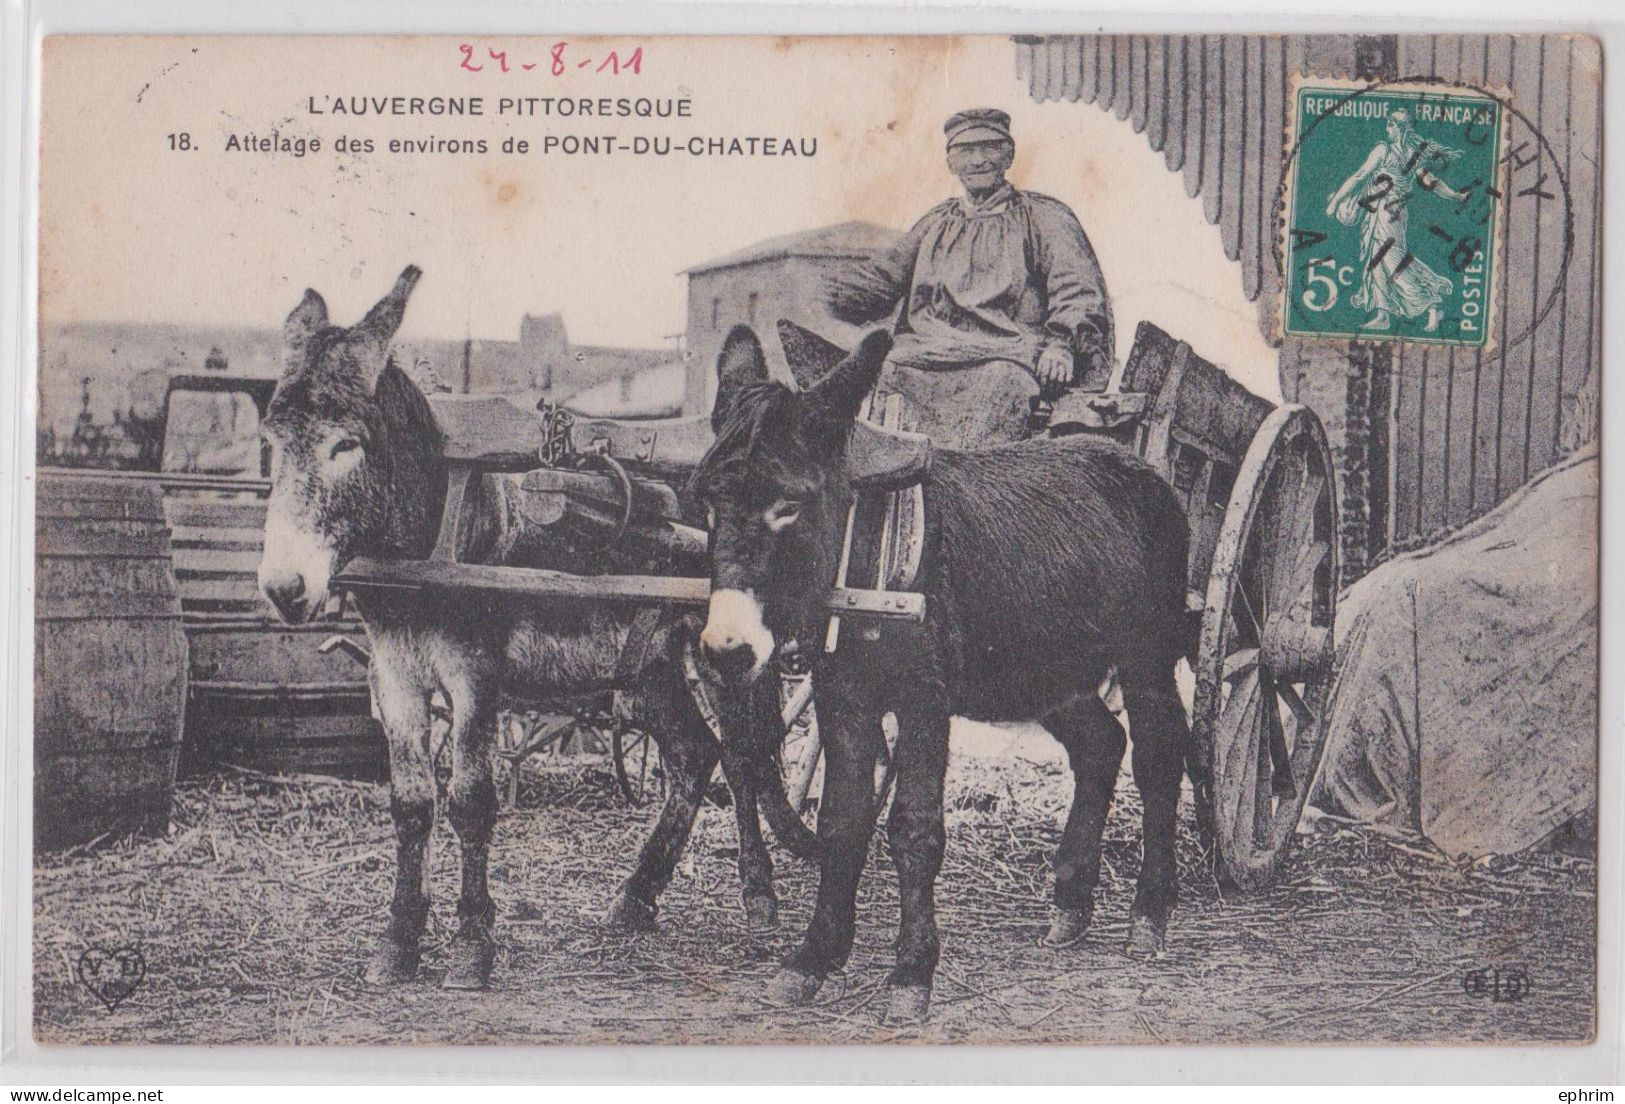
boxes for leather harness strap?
[679,638,728,743]
[613,604,667,689]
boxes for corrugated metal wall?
[1014,35,1366,315]
[1014,33,1601,561]
[1388,35,1601,547]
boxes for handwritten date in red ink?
[458,42,644,76]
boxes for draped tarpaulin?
[1312,446,1597,858]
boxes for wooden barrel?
[35,473,188,850]
[181,618,385,781]
[162,491,385,780]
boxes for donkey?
[257,267,814,990]
[691,325,1192,1023]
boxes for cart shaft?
[334,557,926,622]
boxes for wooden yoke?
[336,557,925,622]
[848,419,932,490]
[826,391,930,652]
[431,464,479,562]
[426,393,713,479]
[423,392,712,565]
[335,384,928,626]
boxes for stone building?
[432,312,666,399]
[681,221,900,415]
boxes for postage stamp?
[1281,78,1508,348]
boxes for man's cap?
[944,108,1013,148]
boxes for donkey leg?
[365,659,435,986]
[767,689,885,1007]
[721,738,779,931]
[1041,694,1127,948]
[441,671,500,991]
[606,708,720,933]
[719,677,790,929]
[883,703,949,1024]
[1120,665,1188,958]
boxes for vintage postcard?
[27,33,1599,1049]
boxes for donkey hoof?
[362,937,420,986]
[743,894,779,932]
[442,936,495,991]
[604,889,657,933]
[1040,906,1093,949]
[1125,914,1167,959]
[883,983,932,1026]
[762,967,824,1008]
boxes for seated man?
[825,107,1113,448]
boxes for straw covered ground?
[34,735,1595,1046]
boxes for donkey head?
[692,325,892,682]
[258,266,441,623]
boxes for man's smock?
[825,183,1114,380]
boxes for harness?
[611,606,731,746]
[827,388,928,651]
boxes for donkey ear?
[776,319,847,392]
[282,289,329,374]
[351,265,422,390]
[712,324,769,431]
[804,329,892,429]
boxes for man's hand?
[1035,344,1074,399]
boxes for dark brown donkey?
[692,326,1192,1023]
[256,268,813,989]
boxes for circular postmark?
[1273,74,1572,363]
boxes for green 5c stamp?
[1282,79,1507,347]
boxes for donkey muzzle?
[260,571,314,624]
[699,588,774,683]
[258,507,336,625]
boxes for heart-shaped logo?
[77,945,146,1011]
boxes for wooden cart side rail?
[334,557,926,622]
[426,394,716,474]
[38,466,272,496]
[425,392,934,489]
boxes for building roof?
[683,221,900,276]
[564,361,685,419]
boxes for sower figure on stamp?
[823,107,1115,449]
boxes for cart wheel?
[610,723,665,806]
[779,670,823,829]
[1191,405,1338,891]
[777,669,898,831]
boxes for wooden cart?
[334,319,1336,890]
[1042,322,1339,889]
[332,394,927,808]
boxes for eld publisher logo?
[1462,966,1532,1003]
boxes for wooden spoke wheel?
[1192,405,1338,891]
[610,722,665,806]
[777,667,898,832]
[778,669,825,830]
